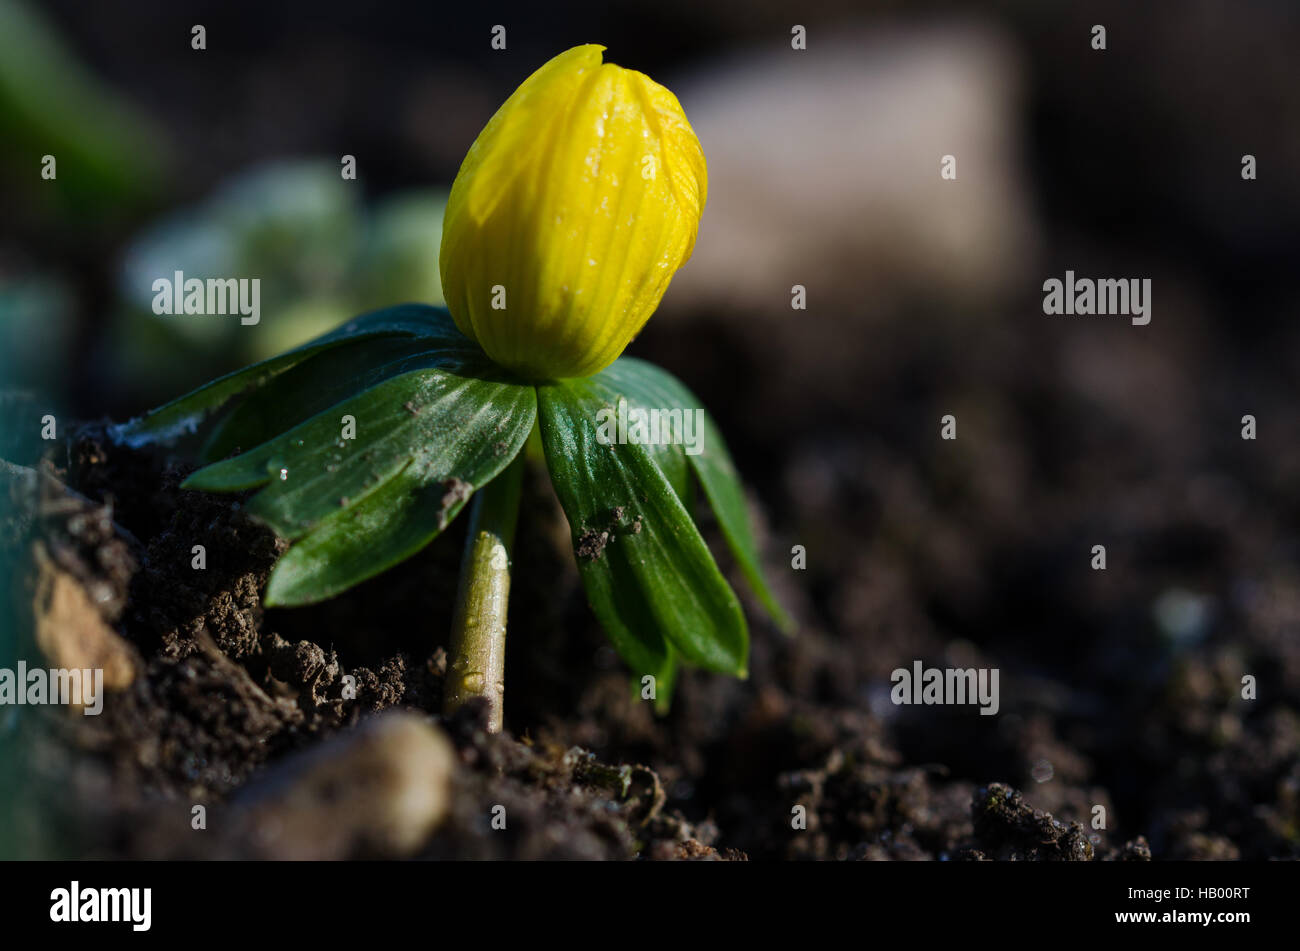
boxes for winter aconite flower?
[439,44,708,381]
[129,45,788,735]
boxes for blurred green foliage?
[0,277,74,395]
[0,0,170,220]
[112,160,448,406]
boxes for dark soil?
[8,335,1299,859]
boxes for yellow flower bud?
[439,45,707,380]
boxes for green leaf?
[643,431,693,508]
[200,332,475,462]
[113,304,458,446]
[651,648,679,714]
[265,456,492,606]
[189,359,532,536]
[155,303,537,605]
[598,358,793,632]
[538,376,748,678]
[260,361,536,602]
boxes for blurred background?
[4,0,1299,418]
[2,0,1299,860]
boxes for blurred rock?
[666,22,1038,321]
[225,712,455,859]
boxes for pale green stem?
[443,452,525,732]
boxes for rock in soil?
[222,712,456,860]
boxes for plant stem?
[443,452,525,732]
